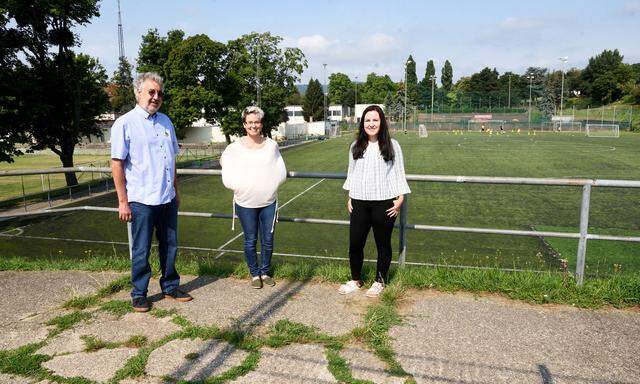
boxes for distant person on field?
[111,72,193,313]
[220,106,287,289]
[340,105,411,298]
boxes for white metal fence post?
[575,184,592,285]
[398,194,408,267]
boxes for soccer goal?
[467,120,505,132]
[540,121,582,132]
[418,124,428,138]
[329,124,340,138]
[586,124,620,138]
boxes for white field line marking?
[214,178,326,259]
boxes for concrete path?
[0,271,638,384]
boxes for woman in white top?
[220,106,287,289]
[340,105,411,297]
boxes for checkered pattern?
[343,139,411,200]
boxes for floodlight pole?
[508,74,511,111]
[430,75,437,122]
[354,75,358,107]
[323,63,327,129]
[256,35,261,107]
[527,74,534,130]
[404,59,411,132]
[559,57,568,118]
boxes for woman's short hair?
[242,106,265,123]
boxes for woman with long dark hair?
[339,105,411,297]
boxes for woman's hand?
[386,196,404,217]
[347,198,353,213]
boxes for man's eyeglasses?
[148,89,164,98]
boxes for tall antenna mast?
[117,0,125,60]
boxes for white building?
[285,105,305,124]
[181,118,231,143]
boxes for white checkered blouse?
[343,139,411,200]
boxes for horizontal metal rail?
[2,205,639,244]
[1,167,639,285]
[3,167,640,188]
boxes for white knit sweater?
[220,138,287,208]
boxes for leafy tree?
[220,32,306,140]
[441,60,453,93]
[136,29,185,78]
[0,10,28,162]
[522,67,547,111]
[163,34,226,138]
[110,57,135,115]
[328,72,354,107]
[405,55,418,105]
[581,49,633,104]
[360,73,397,104]
[303,78,324,122]
[417,60,436,107]
[2,1,110,186]
[286,85,303,105]
[631,63,640,85]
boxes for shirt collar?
[134,104,156,120]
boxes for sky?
[76,0,640,85]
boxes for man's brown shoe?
[163,289,193,302]
[132,297,151,312]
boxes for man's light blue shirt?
[111,105,180,205]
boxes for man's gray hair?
[134,72,164,92]
[242,106,265,122]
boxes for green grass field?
[1,131,639,278]
[0,152,111,202]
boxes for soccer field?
[1,131,639,277]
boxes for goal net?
[418,124,428,138]
[329,124,340,138]
[586,124,620,138]
[467,120,506,132]
[540,121,582,132]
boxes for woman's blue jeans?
[235,201,277,277]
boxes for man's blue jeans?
[235,201,277,277]
[129,198,180,298]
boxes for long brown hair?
[351,105,394,162]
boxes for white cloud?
[498,17,543,30]
[624,1,640,13]
[295,34,335,54]
[361,33,396,53]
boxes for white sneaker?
[365,281,384,297]
[338,280,361,295]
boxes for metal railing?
[1,167,640,285]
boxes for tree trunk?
[58,142,78,186]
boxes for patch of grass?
[171,314,194,328]
[46,311,92,337]
[81,335,114,352]
[96,275,131,297]
[124,335,148,349]
[326,345,374,384]
[392,266,640,308]
[205,350,260,384]
[0,342,49,377]
[184,352,199,360]
[149,307,177,318]
[63,275,130,310]
[264,320,343,350]
[62,296,100,311]
[99,299,132,318]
